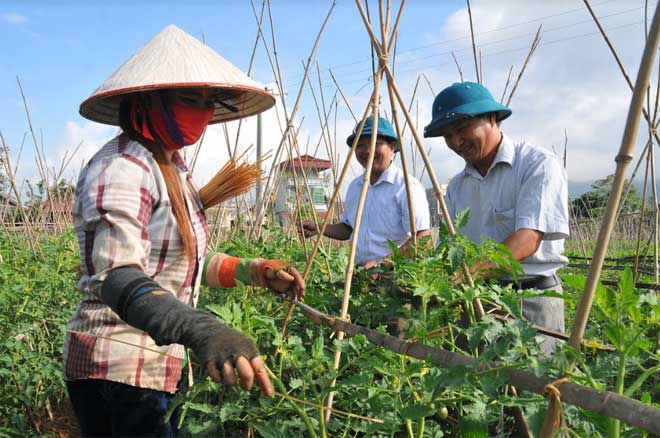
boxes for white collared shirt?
[341,163,430,265]
[445,134,569,276]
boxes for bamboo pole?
[466,0,480,83]
[354,2,484,317]
[279,86,380,337]
[250,1,336,238]
[541,3,660,436]
[283,297,660,436]
[324,63,384,424]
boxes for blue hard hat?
[346,116,400,151]
[423,82,511,138]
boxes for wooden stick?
[279,86,380,338]
[284,298,660,435]
[466,0,479,83]
[541,3,660,436]
[353,5,484,318]
[505,25,541,108]
[250,1,336,238]
[325,58,384,424]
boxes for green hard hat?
[424,82,511,138]
[346,116,400,152]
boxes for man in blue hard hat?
[424,82,569,354]
[300,116,431,270]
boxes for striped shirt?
[63,134,209,392]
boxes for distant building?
[274,154,332,226]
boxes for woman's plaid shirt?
[63,134,209,392]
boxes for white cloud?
[388,1,655,185]
[53,121,118,181]
[1,12,27,24]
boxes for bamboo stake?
[382,28,417,246]
[325,64,384,423]
[541,3,660,436]
[0,132,41,257]
[354,2,483,317]
[583,0,660,153]
[505,25,541,108]
[251,1,336,237]
[633,135,652,279]
[279,86,380,338]
[650,133,659,284]
[466,0,479,83]
[451,51,465,82]
[283,297,660,436]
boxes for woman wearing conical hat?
[63,25,304,436]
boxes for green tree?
[571,174,642,218]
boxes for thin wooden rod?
[541,3,660,436]
[354,2,484,317]
[279,85,380,339]
[250,1,336,237]
[284,297,660,436]
[466,0,480,83]
[325,64,385,423]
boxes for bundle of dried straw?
[199,158,263,210]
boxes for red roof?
[278,154,332,170]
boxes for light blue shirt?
[341,163,431,265]
[445,134,569,276]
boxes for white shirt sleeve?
[339,178,358,229]
[515,154,569,240]
[400,180,431,233]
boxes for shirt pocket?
[493,207,515,239]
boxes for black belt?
[497,274,559,290]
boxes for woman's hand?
[256,260,305,301]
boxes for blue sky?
[1,0,658,194]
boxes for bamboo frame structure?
[541,2,660,436]
[283,297,660,435]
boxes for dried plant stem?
[451,51,464,82]
[505,25,541,108]
[466,0,479,83]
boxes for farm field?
[3,1,660,436]
[1,224,658,437]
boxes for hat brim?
[79,83,275,126]
[423,99,511,138]
[346,133,400,152]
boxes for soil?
[34,398,80,438]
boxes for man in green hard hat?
[424,82,569,354]
[300,116,431,270]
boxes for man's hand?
[452,259,496,285]
[299,221,319,238]
[255,260,305,301]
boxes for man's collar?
[462,133,514,178]
[371,162,398,186]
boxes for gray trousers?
[521,274,564,355]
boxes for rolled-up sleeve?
[76,157,155,297]
[515,155,569,240]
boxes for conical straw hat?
[80,24,275,125]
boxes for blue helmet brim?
[423,100,511,138]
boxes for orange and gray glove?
[203,254,305,301]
